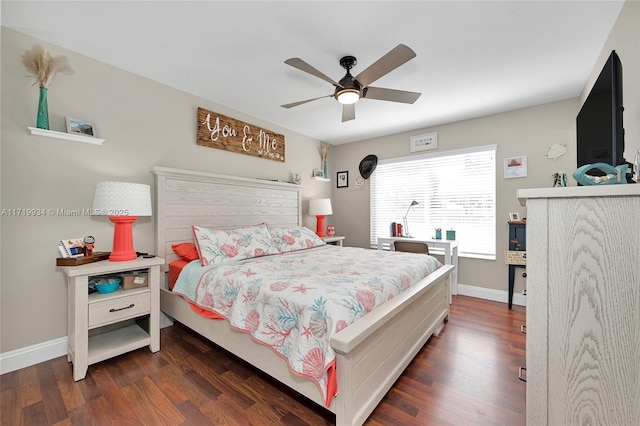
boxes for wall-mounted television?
[576,50,630,180]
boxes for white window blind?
[370,145,496,259]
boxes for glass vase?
[36,86,49,130]
[322,160,327,178]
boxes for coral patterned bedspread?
[172,245,442,405]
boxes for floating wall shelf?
[311,177,330,182]
[28,127,105,145]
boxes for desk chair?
[393,241,430,255]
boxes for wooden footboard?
[331,264,451,425]
[160,264,452,426]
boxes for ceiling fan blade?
[281,94,333,109]
[364,86,421,104]
[342,103,355,122]
[285,58,341,87]
[355,44,416,88]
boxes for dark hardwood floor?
[1,295,526,425]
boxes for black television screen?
[576,50,625,175]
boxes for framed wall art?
[337,171,348,188]
[409,132,437,152]
[504,156,527,178]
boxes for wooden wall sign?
[197,107,285,162]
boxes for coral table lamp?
[308,198,333,237]
[92,182,152,261]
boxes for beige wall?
[330,98,578,293]
[0,28,328,353]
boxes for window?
[370,145,496,259]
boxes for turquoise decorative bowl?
[95,278,120,294]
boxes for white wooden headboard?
[152,166,303,268]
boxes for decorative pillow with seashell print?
[192,223,279,266]
[269,226,326,253]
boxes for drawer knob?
[109,303,135,312]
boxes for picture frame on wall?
[409,132,437,152]
[504,156,527,178]
[337,171,348,188]
[66,117,95,136]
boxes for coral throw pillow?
[171,242,200,262]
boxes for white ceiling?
[2,1,625,145]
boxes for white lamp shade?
[92,182,152,216]
[309,198,333,216]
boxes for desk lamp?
[308,198,333,237]
[92,182,152,261]
[403,200,419,238]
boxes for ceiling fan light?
[336,89,360,105]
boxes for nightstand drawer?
[89,292,150,328]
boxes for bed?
[152,166,453,426]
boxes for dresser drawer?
[88,292,150,328]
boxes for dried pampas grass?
[321,144,329,161]
[21,44,74,88]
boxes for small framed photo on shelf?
[337,171,348,188]
[312,169,324,178]
[60,237,86,258]
[66,117,95,136]
[509,212,521,222]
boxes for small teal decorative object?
[95,278,120,294]
[36,87,49,130]
[446,230,456,240]
[573,163,628,186]
[435,228,442,239]
[321,145,329,178]
[20,44,74,130]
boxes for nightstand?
[59,256,164,380]
[322,236,345,246]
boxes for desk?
[377,236,458,304]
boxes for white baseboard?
[1,286,524,375]
[456,283,526,307]
[1,315,174,375]
[0,336,68,375]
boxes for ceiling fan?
[281,44,421,122]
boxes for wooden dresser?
[518,185,640,425]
